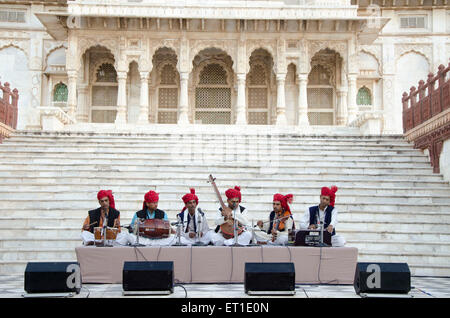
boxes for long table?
[75,246,358,285]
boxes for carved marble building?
[0,0,449,133]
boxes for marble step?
[1,209,449,221]
[339,229,450,242]
[0,168,440,180]
[0,154,430,163]
[1,210,448,228]
[0,260,77,275]
[0,147,424,157]
[1,138,415,147]
[2,195,450,209]
[338,221,450,233]
[2,178,446,188]
[0,185,448,196]
[0,221,449,237]
[0,145,416,155]
[0,223,448,240]
[0,248,76,261]
[1,200,449,213]
[0,160,433,170]
[0,238,80,249]
[357,250,450,268]
[347,240,450,253]
[7,133,409,143]
[355,256,450,276]
[1,190,448,203]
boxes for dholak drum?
[139,219,170,239]
[94,227,119,241]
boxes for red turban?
[225,186,241,202]
[321,186,338,207]
[182,188,199,204]
[97,190,115,209]
[143,190,159,210]
[273,193,293,213]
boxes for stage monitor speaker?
[24,262,81,294]
[123,261,174,294]
[245,262,295,295]
[354,262,411,295]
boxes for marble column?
[276,73,288,125]
[336,87,348,126]
[137,71,149,124]
[76,84,89,122]
[67,70,78,118]
[235,73,247,125]
[115,71,128,124]
[178,72,190,124]
[347,74,358,124]
[297,73,310,127]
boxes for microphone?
[316,209,321,229]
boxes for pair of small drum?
[93,227,119,246]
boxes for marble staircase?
[0,130,449,276]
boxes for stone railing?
[349,110,383,135]
[37,106,77,131]
[0,82,19,142]
[402,62,450,174]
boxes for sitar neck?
[209,174,227,210]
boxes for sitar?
[208,174,243,239]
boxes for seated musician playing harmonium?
[299,186,346,247]
[81,190,129,246]
[253,193,295,245]
[127,190,176,246]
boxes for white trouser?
[176,230,214,245]
[210,230,252,246]
[252,230,289,245]
[331,234,346,247]
[81,230,131,246]
[127,233,177,246]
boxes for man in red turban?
[254,193,295,245]
[211,186,252,246]
[128,190,175,246]
[175,188,214,245]
[300,186,345,247]
[81,190,129,246]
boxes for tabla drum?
[94,227,119,241]
[138,219,170,239]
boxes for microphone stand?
[192,212,206,246]
[173,215,188,246]
[132,218,145,247]
[230,203,243,247]
[317,208,329,247]
[247,219,259,247]
[102,213,108,247]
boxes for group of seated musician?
[81,186,345,247]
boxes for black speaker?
[123,261,174,293]
[24,262,81,294]
[354,262,411,294]
[245,263,295,294]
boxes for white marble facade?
[0,0,448,133]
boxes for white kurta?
[253,213,294,245]
[175,207,214,245]
[210,205,252,246]
[299,205,346,247]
